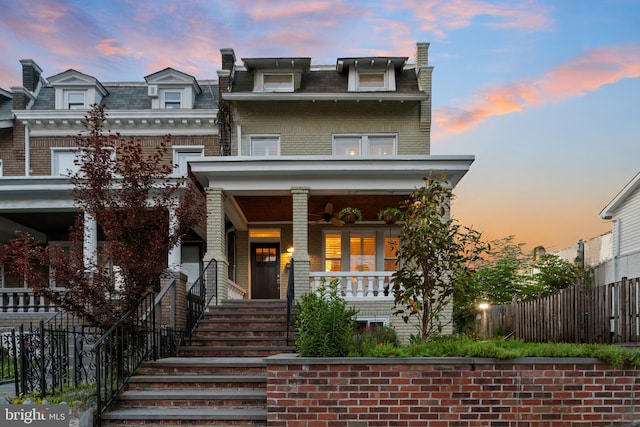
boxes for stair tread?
[119,390,266,399]
[130,374,266,382]
[141,356,266,367]
[102,407,266,420]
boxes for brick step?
[196,319,292,329]
[219,299,288,307]
[126,374,267,390]
[112,389,267,409]
[178,345,296,357]
[190,327,291,338]
[188,336,290,347]
[101,407,266,426]
[138,357,267,376]
[202,309,290,318]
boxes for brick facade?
[266,357,640,427]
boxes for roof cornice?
[600,171,640,220]
[222,92,428,102]
[13,109,219,137]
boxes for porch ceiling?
[234,194,408,222]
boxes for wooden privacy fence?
[477,277,640,344]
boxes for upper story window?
[332,134,396,156]
[242,136,280,156]
[163,90,182,109]
[66,91,86,109]
[357,72,386,90]
[51,147,115,176]
[337,57,405,93]
[263,73,294,92]
[173,146,204,175]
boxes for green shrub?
[352,325,399,356]
[295,279,357,357]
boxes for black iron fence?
[4,262,220,425]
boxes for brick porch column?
[204,187,228,305]
[291,187,310,300]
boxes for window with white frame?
[332,134,396,156]
[323,230,398,273]
[51,147,115,176]
[357,72,386,90]
[66,91,86,110]
[243,136,280,156]
[162,89,183,109]
[348,67,396,92]
[173,146,204,175]
[263,73,294,92]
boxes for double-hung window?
[163,90,182,109]
[51,147,115,176]
[332,134,396,156]
[243,136,280,156]
[66,91,86,110]
[323,231,398,273]
[173,146,204,175]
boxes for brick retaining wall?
[266,355,640,427]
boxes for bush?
[295,279,357,357]
[352,325,399,356]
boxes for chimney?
[20,59,43,93]
[220,48,236,72]
[11,86,30,110]
[416,42,429,68]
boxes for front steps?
[100,300,296,426]
[180,299,296,357]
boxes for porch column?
[291,187,310,300]
[83,211,97,270]
[167,206,181,273]
[204,187,228,304]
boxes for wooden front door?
[251,243,280,299]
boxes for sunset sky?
[1,0,639,252]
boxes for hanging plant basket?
[377,207,404,224]
[338,207,362,224]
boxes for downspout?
[24,123,30,176]
[236,124,242,156]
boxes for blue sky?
[1,0,639,252]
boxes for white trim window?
[51,147,115,176]
[161,89,183,109]
[66,91,86,110]
[243,136,280,156]
[263,73,294,92]
[332,134,396,156]
[348,67,396,92]
[173,146,204,175]
[324,230,398,273]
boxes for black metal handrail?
[187,258,217,337]
[286,259,295,346]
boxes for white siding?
[615,188,640,256]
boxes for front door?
[251,243,280,299]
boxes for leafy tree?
[527,253,581,298]
[0,105,205,328]
[391,174,487,341]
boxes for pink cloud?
[241,0,352,21]
[96,39,143,59]
[435,45,640,134]
[393,0,551,38]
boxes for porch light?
[478,302,490,311]
[287,246,295,253]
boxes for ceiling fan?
[311,202,344,226]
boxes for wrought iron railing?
[286,259,295,346]
[187,259,217,336]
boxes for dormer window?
[337,57,406,93]
[357,72,386,90]
[163,90,182,109]
[263,73,294,92]
[66,91,86,109]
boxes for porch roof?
[188,155,474,230]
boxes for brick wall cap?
[265,355,607,366]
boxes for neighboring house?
[554,232,613,286]
[188,42,475,338]
[600,171,640,283]
[0,59,218,321]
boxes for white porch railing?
[309,272,393,301]
[0,288,63,313]
[227,279,248,300]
